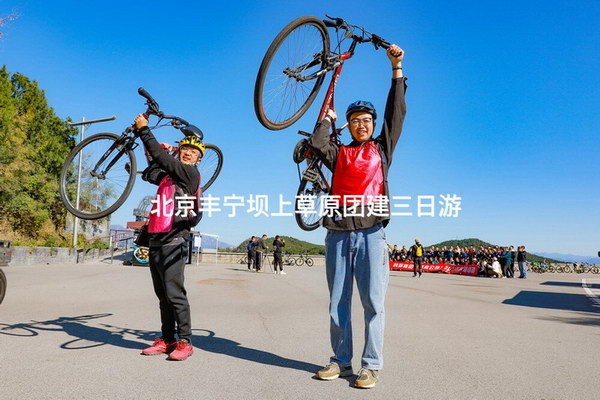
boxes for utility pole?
[68,116,116,248]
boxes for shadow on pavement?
[0,314,152,350]
[192,329,321,373]
[541,281,600,289]
[503,291,600,313]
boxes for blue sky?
[1,0,598,256]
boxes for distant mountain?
[423,238,562,263]
[233,236,325,255]
[535,252,600,264]
[198,235,232,249]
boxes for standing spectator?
[246,236,256,271]
[391,245,400,261]
[254,234,268,272]
[499,248,508,277]
[410,238,424,278]
[517,246,528,279]
[508,246,516,278]
[273,235,286,275]
[504,247,514,278]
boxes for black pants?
[273,252,283,271]
[507,262,515,278]
[255,251,263,270]
[500,260,508,277]
[413,256,423,276]
[149,239,191,342]
[247,250,255,269]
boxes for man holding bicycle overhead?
[310,44,406,389]
[134,113,204,361]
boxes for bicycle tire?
[254,15,330,130]
[306,257,314,267]
[59,133,136,220]
[199,143,223,192]
[0,268,6,305]
[295,257,304,266]
[294,166,332,231]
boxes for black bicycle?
[0,268,6,304]
[254,15,391,230]
[59,88,224,220]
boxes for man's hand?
[134,114,148,130]
[387,44,404,66]
[326,108,337,122]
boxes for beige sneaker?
[316,363,353,380]
[280,271,287,275]
[354,368,379,389]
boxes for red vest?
[148,176,177,233]
[331,141,384,205]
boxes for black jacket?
[137,126,200,244]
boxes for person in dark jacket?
[312,44,407,389]
[272,235,286,274]
[247,236,256,270]
[254,234,268,272]
[517,246,528,278]
[134,114,204,361]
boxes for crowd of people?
[389,242,529,278]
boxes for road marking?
[581,278,600,307]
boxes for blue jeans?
[518,261,527,278]
[325,223,389,370]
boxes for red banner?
[389,261,479,276]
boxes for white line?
[581,278,600,307]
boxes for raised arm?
[377,45,408,165]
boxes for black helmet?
[181,124,204,141]
[346,100,377,121]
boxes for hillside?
[425,238,561,263]
[232,236,325,255]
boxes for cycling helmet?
[179,135,205,156]
[346,100,377,121]
[181,124,204,141]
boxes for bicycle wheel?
[295,165,331,231]
[59,133,136,220]
[254,15,330,130]
[199,143,223,192]
[0,268,6,304]
[295,257,304,266]
[305,257,314,267]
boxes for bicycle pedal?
[302,169,319,182]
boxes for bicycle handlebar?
[323,15,391,50]
[137,88,191,132]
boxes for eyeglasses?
[349,117,373,126]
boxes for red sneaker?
[141,338,176,356]
[167,340,194,361]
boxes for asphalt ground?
[1,261,599,399]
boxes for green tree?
[0,66,76,238]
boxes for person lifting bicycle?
[311,44,407,389]
[134,113,205,361]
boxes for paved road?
[1,262,599,399]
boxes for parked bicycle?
[282,252,296,266]
[59,88,223,220]
[254,15,391,230]
[294,253,314,267]
[0,268,6,304]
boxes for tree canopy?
[0,66,76,238]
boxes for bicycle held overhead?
[254,15,395,231]
[59,88,223,220]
